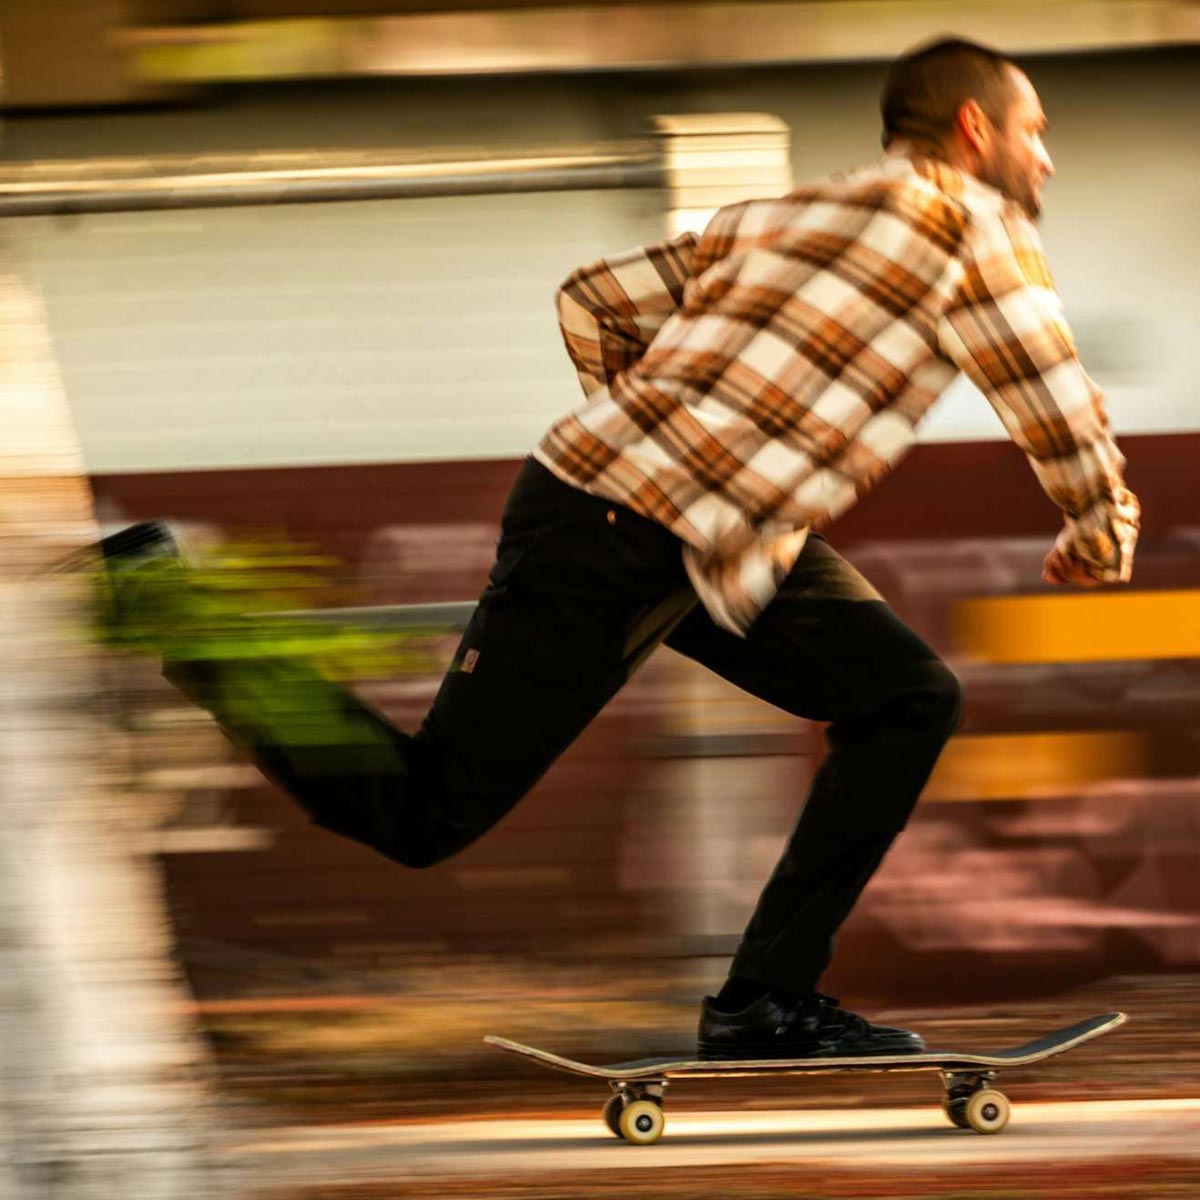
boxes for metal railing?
[0,147,662,217]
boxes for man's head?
[881,37,1055,219]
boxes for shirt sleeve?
[937,206,1139,582]
[556,231,698,397]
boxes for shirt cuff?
[1054,487,1141,582]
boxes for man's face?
[977,68,1055,219]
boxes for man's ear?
[956,99,992,154]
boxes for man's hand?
[1042,546,1103,588]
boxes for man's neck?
[884,137,958,168]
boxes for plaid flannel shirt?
[535,150,1139,634]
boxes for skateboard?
[485,1010,1126,1144]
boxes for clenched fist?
[1042,546,1103,588]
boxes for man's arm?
[556,231,698,396]
[937,207,1139,585]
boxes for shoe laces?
[801,992,871,1035]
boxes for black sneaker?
[49,519,180,576]
[697,990,925,1061]
[77,520,190,648]
[95,519,181,568]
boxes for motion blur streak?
[956,590,1200,662]
[923,731,1146,801]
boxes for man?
[100,38,1138,1060]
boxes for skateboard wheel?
[618,1098,665,1145]
[941,1096,971,1129]
[602,1094,625,1137]
[964,1089,1010,1134]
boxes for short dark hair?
[881,38,1020,148]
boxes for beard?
[977,147,1042,221]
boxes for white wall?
[15,190,665,471]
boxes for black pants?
[167,459,961,996]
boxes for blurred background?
[3,2,1199,1197]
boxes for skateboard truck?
[605,1079,668,1143]
[940,1069,1008,1133]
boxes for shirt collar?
[878,142,972,202]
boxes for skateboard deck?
[485,1011,1126,1143]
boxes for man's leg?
[162,460,695,868]
[666,534,961,1004]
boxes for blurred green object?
[92,534,438,748]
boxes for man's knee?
[865,658,960,740]
[812,660,960,841]
[383,828,464,871]
[385,843,443,870]
[902,659,962,741]
[379,770,535,871]
[301,814,464,870]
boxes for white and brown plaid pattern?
[536,151,1139,634]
